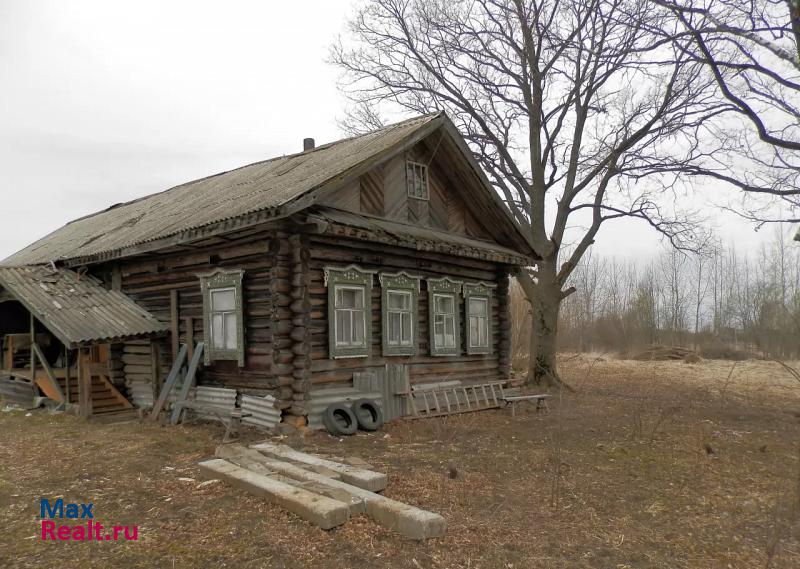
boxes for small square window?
[406,161,429,200]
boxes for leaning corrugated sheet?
[2,114,442,266]
[0,265,169,347]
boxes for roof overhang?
[0,265,169,348]
[304,207,536,266]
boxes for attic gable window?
[380,272,421,356]
[427,277,463,356]
[406,161,429,200]
[464,282,497,355]
[325,265,375,359]
[199,269,245,366]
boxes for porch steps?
[56,375,131,414]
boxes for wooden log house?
[0,112,538,424]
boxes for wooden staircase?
[57,374,132,415]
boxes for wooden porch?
[2,332,132,415]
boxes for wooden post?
[64,348,71,404]
[185,317,195,362]
[4,335,13,370]
[150,340,162,401]
[29,313,36,382]
[78,348,92,418]
[170,290,180,361]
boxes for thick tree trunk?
[517,260,572,391]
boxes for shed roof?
[3,112,535,266]
[0,266,169,348]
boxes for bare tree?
[333,0,719,386]
[659,0,800,224]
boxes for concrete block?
[251,442,388,491]
[236,448,445,539]
[197,459,350,530]
[216,445,363,514]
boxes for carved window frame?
[427,277,463,356]
[325,265,375,359]
[464,281,497,355]
[199,269,245,366]
[380,272,420,357]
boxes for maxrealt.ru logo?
[39,498,139,541]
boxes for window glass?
[209,287,238,351]
[211,288,235,311]
[386,290,413,347]
[211,313,225,349]
[335,285,366,347]
[468,297,489,348]
[432,293,457,350]
[406,162,429,199]
[223,313,238,349]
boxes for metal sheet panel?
[0,265,169,348]
[241,394,281,431]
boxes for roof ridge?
[64,112,442,228]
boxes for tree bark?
[517,261,573,391]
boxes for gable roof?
[0,265,168,348]
[3,113,536,266]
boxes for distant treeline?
[511,229,800,364]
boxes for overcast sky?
[0,0,793,263]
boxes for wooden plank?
[170,342,205,424]
[170,290,179,361]
[150,344,188,419]
[31,343,64,402]
[185,317,194,363]
[78,350,92,418]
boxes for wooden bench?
[505,394,551,416]
[181,401,252,442]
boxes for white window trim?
[333,284,368,349]
[209,286,238,351]
[467,297,490,349]
[386,290,414,347]
[325,264,375,359]
[432,293,457,350]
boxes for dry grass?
[1,356,800,568]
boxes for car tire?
[322,403,358,436]
[351,399,384,431]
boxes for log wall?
[306,233,512,390]
[114,230,279,396]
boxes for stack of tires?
[323,399,383,436]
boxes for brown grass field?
[1,356,799,568]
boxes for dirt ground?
[1,356,799,569]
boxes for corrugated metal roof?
[3,114,443,266]
[0,265,169,347]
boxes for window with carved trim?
[200,269,245,366]
[326,265,374,359]
[464,282,496,355]
[380,272,420,356]
[427,277,462,356]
